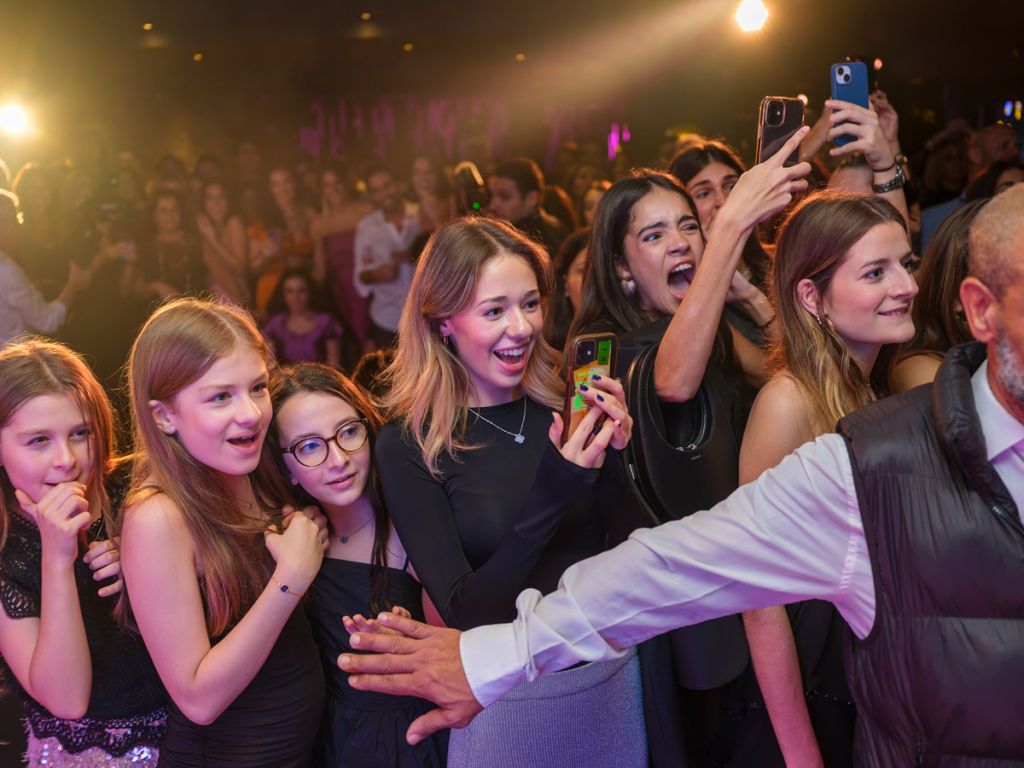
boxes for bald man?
[342,186,1024,766]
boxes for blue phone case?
[831,61,869,147]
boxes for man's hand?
[338,613,484,744]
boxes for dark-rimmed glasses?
[282,419,369,468]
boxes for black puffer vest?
[838,343,1024,767]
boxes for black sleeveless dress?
[308,557,448,768]
[157,606,325,767]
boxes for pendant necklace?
[337,514,374,544]
[469,398,527,444]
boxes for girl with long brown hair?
[738,191,917,766]
[0,339,165,766]
[376,216,639,767]
[118,298,328,767]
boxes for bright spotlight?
[735,0,768,32]
[0,103,30,136]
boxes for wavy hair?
[382,217,563,476]
[121,298,290,635]
[0,339,119,553]
[770,191,908,434]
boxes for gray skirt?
[447,647,646,768]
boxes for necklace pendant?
[340,536,349,544]
[514,433,525,444]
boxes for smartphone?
[831,61,870,147]
[561,332,617,445]
[755,97,805,166]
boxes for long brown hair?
[121,298,291,636]
[0,339,118,552]
[382,217,563,476]
[268,363,393,614]
[770,191,908,434]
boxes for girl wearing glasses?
[269,363,447,768]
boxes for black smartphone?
[830,61,870,147]
[755,96,805,166]
[561,333,617,445]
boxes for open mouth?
[227,433,261,451]
[494,345,528,371]
[667,262,696,297]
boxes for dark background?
[2,0,1022,169]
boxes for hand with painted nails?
[339,612,481,744]
[550,376,632,468]
[83,538,123,597]
[15,483,92,566]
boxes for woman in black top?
[376,218,639,766]
[0,339,166,767]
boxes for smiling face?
[269,169,295,207]
[0,392,94,509]
[620,186,705,318]
[685,161,739,231]
[156,346,272,476]
[411,157,438,197]
[276,391,372,513]
[440,252,543,407]
[814,222,919,365]
[486,177,533,224]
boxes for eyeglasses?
[282,419,369,468]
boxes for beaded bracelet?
[271,575,304,599]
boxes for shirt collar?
[971,359,1024,462]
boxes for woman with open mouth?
[374,216,638,768]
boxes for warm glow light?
[402,43,414,52]
[0,103,30,136]
[797,93,809,105]
[142,22,153,31]
[361,12,372,21]
[192,52,204,62]
[735,0,768,31]
[873,57,884,72]
[515,52,526,62]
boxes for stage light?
[797,93,809,105]
[361,12,372,21]
[192,52,204,62]
[0,103,30,136]
[403,43,414,52]
[515,52,526,62]
[1016,101,1023,121]
[1005,101,1014,118]
[873,57,884,71]
[735,0,768,32]
[143,22,153,31]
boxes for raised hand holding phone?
[830,61,869,146]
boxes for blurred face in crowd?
[571,164,601,202]
[116,169,143,204]
[282,275,311,315]
[686,161,740,231]
[153,195,182,234]
[977,125,1021,167]
[321,170,348,207]
[367,171,401,214]
[16,172,53,217]
[995,166,1024,195]
[204,183,229,223]
[440,252,543,407]
[565,245,588,313]
[411,157,438,197]
[487,177,535,224]
[620,186,704,318]
[581,186,606,227]
[269,169,296,208]
[810,222,918,367]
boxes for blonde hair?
[122,298,289,635]
[382,217,563,475]
[770,191,908,434]
[0,339,117,552]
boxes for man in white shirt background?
[340,184,1024,764]
[353,164,422,349]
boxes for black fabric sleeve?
[376,426,600,630]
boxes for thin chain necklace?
[337,513,374,544]
[469,397,527,444]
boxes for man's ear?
[796,278,822,319]
[960,276,999,344]
[148,400,177,435]
[523,189,540,213]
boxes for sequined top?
[0,506,167,756]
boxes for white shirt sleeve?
[353,216,383,299]
[461,432,875,706]
[0,258,67,338]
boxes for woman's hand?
[869,90,901,154]
[550,375,633,468]
[343,606,414,639]
[15,483,92,566]
[716,127,812,232]
[264,513,324,596]
[282,505,330,553]
[826,99,895,171]
[83,539,123,597]
[196,214,217,243]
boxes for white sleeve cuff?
[459,622,527,707]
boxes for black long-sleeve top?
[376,396,616,630]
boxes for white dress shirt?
[461,362,1024,707]
[0,251,67,348]
[353,203,421,333]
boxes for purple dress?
[262,313,343,365]
[323,230,372,347]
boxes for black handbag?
[622,340,750,690]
